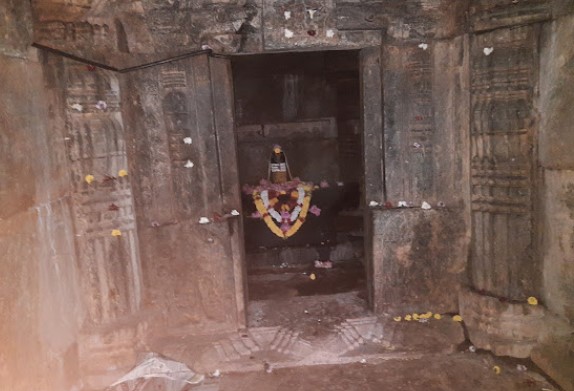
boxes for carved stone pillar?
[469,25,540,300]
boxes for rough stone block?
[370,208,467,315]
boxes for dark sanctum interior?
[1,1,574,391]
[232,51,366,306]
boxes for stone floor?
[134,352,559,391]
[213,353,558,391]
[140,260,563,391]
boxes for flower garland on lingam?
[243,145,321,239]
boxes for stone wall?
[458,3,574,377]
[5,1,573,389]
[538,12,574,324]
[30,0,465,66]
[121,55,245,335]
[368,34,470,314]
[0,3,83,390]
[370,209,467,314]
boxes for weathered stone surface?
[469,25,540,300]
[336,0,468,40]
[33,0,262,65]
[262,0,382,50]
[361,46,384,207]
[0,50,83,391]
[0,0,33,56]
[469,0,553,32]
[459,289,573,358]
[121,54,244,334]
[370,209,466,314]
[538,12,574,326]
[78,318,149,390]
[4,2,574,391]
[531,335,574,391]
[58,57,144,326]
[383,44,433,205]
[539,14,574,170]
[383,38,469,210]
[431,36,471,210]
[459,289,545,357]
[541,170,574,323]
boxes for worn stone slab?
[370,208,466,315]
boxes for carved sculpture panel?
[64,61,142,325]
[469,26,539,299]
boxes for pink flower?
[309,205,321,216]
[251,211,261,218]
[280,222,291,232]
[320,180,330,188]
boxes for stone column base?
[459,289,571,358]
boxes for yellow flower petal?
[309,273,316,280]
[111,229,122,237]
[527,296,538,306]
[425,311,433,318]
[452,315,463,322]
[393,316,402,322]
[405,314,412,321]
[412,313,420,320]
[493,365,501,375]
[118,169,128,177]
[433,313,442,320]
[85,174,95,184]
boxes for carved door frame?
[359,47,385,311]
[224,46,384,320]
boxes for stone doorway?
[230,49,375,337]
